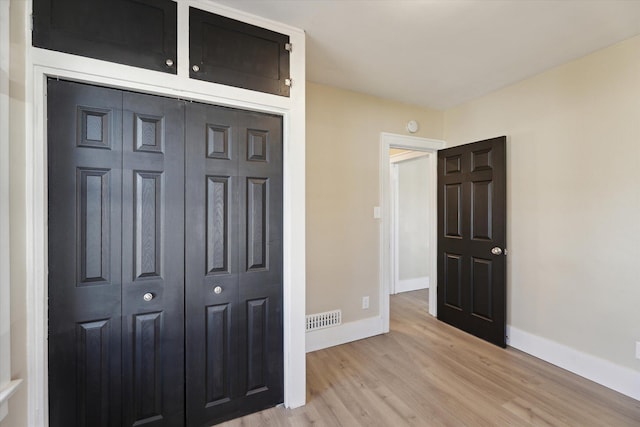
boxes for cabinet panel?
[33,0,177,74]
[189,7,290,96]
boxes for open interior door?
[437,136,507,347]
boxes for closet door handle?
[143,292,154,302]
[213,286,223,294]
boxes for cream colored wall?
[306,82,443,322]
[1,1,28,426]
[443,35,640,370]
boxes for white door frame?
[389,163,399,295]
[379,133,444,332]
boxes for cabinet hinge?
[285,78,292,88]
[285,43,293,53]
[30,14,34,31]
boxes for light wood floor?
[220,290,640,426]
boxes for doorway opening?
[390,150,431,296]
[379,133,444,333]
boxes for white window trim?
[1,0,23,422]
[24,2,306,426]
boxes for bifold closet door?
[48,79,284,427]
[185,103,283,426]
[48,80,186,427]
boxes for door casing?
[379,133,444,332]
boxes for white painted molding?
[0,379,23,421]
[379,132,444,333]
[395,277,429,294]
[0,0,17,423]
[306,316,385,353]
[507,326,640,401]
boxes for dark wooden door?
[48,80,185,426]
[437,137,507,347]
[185,103,283,426]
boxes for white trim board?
[306,316,385,353]
[507,326,640,401]
[0,0,19,422]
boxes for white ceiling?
[213,0,640,110]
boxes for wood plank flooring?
[219,290,640,426]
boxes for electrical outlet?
[362,296,369,309]
[636,342,640,360]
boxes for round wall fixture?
[407,120,419,133]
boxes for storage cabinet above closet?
[32,0,178,74]
[32,2,292,97]
[189,7,291,96]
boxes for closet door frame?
[23,3,306,426]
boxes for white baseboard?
[507,326,640,401]
[395,276,429,294]
[306,316,384,353]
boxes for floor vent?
[306,309,342,332]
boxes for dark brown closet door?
[120,92,186,426]
[185,104,283,426]
[47,80,186,427]
[48,79,124,427]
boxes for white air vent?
[306,309,342,332]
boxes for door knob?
[143,292,154,302]
[213,286,223,294]
[491,247,503,255]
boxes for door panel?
[185,103,241,426]
[437,137,506,347]
[185,105,283,426]
[48,80,123,427]
[236,112,283,408]
[121,92,185,427]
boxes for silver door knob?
[491,247,503,255]
[213,286,222,294]
[143,292,154,302]
[192,65,200,72]
[165,59,174,67]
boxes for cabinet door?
[33,0,177,74]
[189,7,291,97]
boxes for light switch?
[373,206,381,219]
